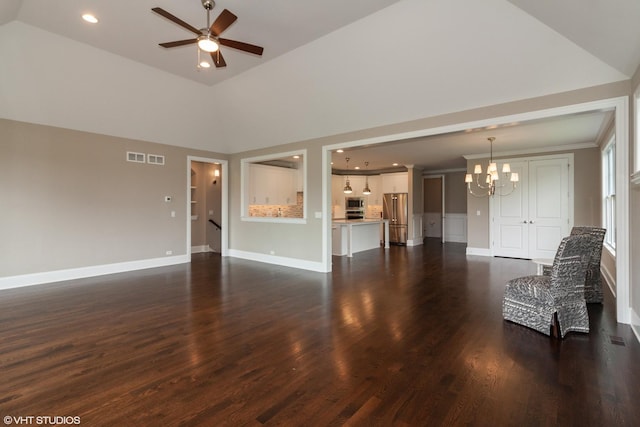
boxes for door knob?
[529,220,534,224]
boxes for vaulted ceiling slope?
[1,0,637,155]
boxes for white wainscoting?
[407,215,424,246]
[444,213,467,243]
[423,212,442,238]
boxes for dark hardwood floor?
[1,240,639,426]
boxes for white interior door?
[492,156,570,259]
[528,158,569,259]
[492,160,529,258]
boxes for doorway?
[187,156,228,258]
[423,175,445,243]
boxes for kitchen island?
[332,219,390,257]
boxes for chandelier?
[465,137,519,197]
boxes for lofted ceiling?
[1,0,639,169]
[2,0,402,86]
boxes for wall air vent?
[127,151,145,163]
[147,154,165,165]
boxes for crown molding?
[463,142,597,160]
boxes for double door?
[492,156,571,259]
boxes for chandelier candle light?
[465,137,519,197]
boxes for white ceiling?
[1,0,639,169]
[331,110,612,172]
[3,0,402,86]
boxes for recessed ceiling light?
[293,155,300,159]
[392,163,399,166]
[199,61,211,69]
[82,13,98,24]
[336,149,344,153]
[354,166,360,170]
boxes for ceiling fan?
[152,0,264,68]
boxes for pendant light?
[343,157,353,194]
[362,161,371,195]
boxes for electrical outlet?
[165,250,173,255]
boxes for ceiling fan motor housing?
[202,0,215,10]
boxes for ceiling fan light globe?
[198,36,219,52]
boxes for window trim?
[633,87,640,185]
[240,149,307,224]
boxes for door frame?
[489,153,574,258]
[187,156,229,258]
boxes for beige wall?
[445,171,467,214]
[0,119,226,277]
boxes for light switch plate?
[315,211,322,219]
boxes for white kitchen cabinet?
[332,175,345,205]
[381,172,408,193]
[249,164,297,205]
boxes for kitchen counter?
[332,219,390,257]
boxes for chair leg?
[550,313,559,338]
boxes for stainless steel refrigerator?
[383,193,408,245]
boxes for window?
[602,136,616,252]
[241,150,306,223]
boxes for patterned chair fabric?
[503,234,594,338]
[542,226,606,303]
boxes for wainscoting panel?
[424,212,442,238]
[445,213,467,243]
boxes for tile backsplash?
[249,192,303,218]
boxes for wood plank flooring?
[1,240,639,426]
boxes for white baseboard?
[0,255,189,291]
[228,249,327,273]
[191,245,213,254]
[601,263,616,298]
[466,247,492,256]
[631,309,640,345]
[407,239,423,247]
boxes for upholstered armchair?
[503,234,594,338]
[542,226,606,303]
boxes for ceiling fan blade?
[152,7,201,36]
[159,39,197,48]
[219,38,264,56]
[210,9,237,36]
[211,51,227,68]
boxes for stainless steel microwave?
[345,197,365,209]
